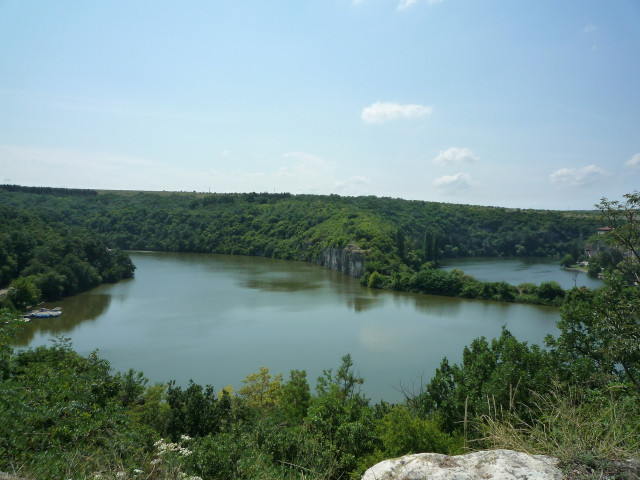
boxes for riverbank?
[563,266,588,273]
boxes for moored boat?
[30,307,62,318]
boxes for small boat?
[30,307,62,318]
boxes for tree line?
[0,186,601,306]
[0,201,135,311]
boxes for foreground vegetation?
[0,266,638,479]
[0,185,602,307]
[0,191,638,479]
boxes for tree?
[596,191,640,282]
[0,309,17,379]
[280,369,310,420]
[559,253,575,268]
[308,355,374,476]
[536,281,565,302]
[316,353,364,401]
[551,275,640,393]
[165,380,221,440]
[587,257,601,278]
[367,271,384,289]
[375,405,455,457]
[549,192,640,394]
[412,329,555,434]
[238,366,283,411]
[598,193,640,251]
[7,276,40,310]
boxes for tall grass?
[475,383,639,478]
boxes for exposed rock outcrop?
[319,244,365,278]
[361,449,563,480]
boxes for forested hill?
[0,186,601,303]
[0,195,135,310]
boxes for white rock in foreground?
[362,449,562,480]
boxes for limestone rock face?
[361,449,563,480]
[320,244,365,278]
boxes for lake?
[441,257,602,290]
[15,252,561,402]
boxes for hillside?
[0,185,602,307]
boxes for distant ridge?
[0,184,98,197]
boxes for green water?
[16,252,560,402]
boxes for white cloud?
[361,101,433,124]
[432,172,473,190]
[549,165,607,186]
[582,24,597,34]
[433,147,478,165]
[625,153,640,168]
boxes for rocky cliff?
[362,450,563,480]
[319,244,366,278]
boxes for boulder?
[361,449,562,480]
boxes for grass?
[475,383,640,479]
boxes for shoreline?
[563,266,588,273]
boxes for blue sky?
[1,1,639,209]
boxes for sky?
[1,1,639,210]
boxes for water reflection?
[15,251,562,402]
[358,324,403,352]
[13,293,112,345]
[243,277,323,292]
[347,294,383,313]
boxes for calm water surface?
[441,257,602,290]
[16,252,561,402]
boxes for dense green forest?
[0,185,601,307]
[0,189,638,479]
[0,197,135,311]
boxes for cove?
[15,252,560,402]
[440,257,602,290]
